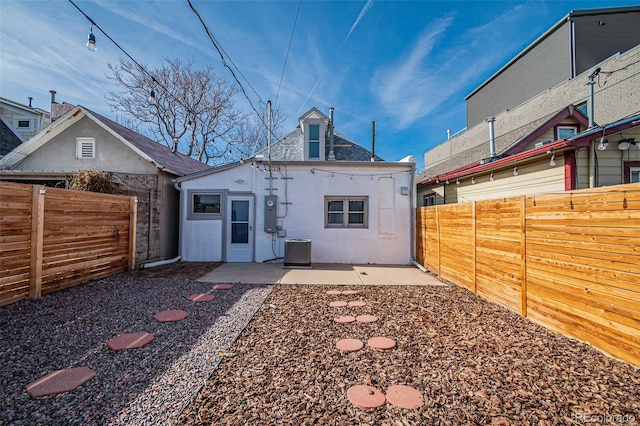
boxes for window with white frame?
[423,193,436,206]
[308,124,320,159]
[325,196,367,228]
[187,190,223,220]
[14,117,34,132]
[631,168,640,184]
[556,125,578,140]
[76,137,95,159]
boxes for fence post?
[128,197,138,271]
[29,185,45,298]
[436,205,441,277]
[520,195,527,317]
[472,201,477,294]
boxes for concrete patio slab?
[196,262,445,286]
[197,263,285,284]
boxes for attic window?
[14,117,34,132]
[308,124,320,159]
[556,125,578,140]
[76,137,95,159]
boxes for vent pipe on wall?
[371,121,376,162]
[328,107,335,161]
[486,116,497,158]
[587,67,600,128]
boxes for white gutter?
[141,255,181,269]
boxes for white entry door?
[226,196,253,262]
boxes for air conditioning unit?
[284,239,311,268]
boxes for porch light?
[490,172,494,181]
[597,137,608,151]
[456,178,460,185]
[86,25,97,51]
[513,166,518,176]
[471,177,476,184]
[549,154,556,167]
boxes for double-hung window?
[325,196,367,228]
[308,124,320,159]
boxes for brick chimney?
[50,90,76,122]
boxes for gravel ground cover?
[0,271,272,425]
[179,284,640,426]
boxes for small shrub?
[69,170,117,194]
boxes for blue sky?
[1,0,637,171]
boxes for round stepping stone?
[26,367,96,398]
[341,290,359,295]
[329,300,348,307]
[336,338,364,352]
[188,293,214,302]
[368,336,396,350]
[355,314,378,323]
[386,385,424,409]
[348,300,367,307]
[106,331,155,351]
[347,385,386,410]
[153,309,189,322]
[326,290,342,295]
[334,315,356,323]
[212,284,234,290]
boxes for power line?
[186,0,263,115]
[275,0,302,109]
[186,0,287,156]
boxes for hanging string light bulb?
[86,24,97,51]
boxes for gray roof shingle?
[85,107,212,176]
[256,127,383,162]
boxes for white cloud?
[371,14,454,128]
[371,3,536,130]
[340,0,374,51]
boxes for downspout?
[569,15,576,78]
[588,143,595,188]
[408,164,427,271]
[173,180,185,260]
[328,107,335,161]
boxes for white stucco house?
[175,107,416,265]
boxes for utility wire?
[275,0,302,109]
[186,0,263,116]
[187,0,287,156]
[68,0,193,117]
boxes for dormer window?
[76,137,96,159]
[309,124,320,159]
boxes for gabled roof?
[418,113,640,186]
[254,127,383,162]
[0,105,211,176]
[419,105,588,181]
[0,97,50,118]
[0,116,25,157]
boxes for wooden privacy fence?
[0,182,137,306]
[416,183,640,367]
